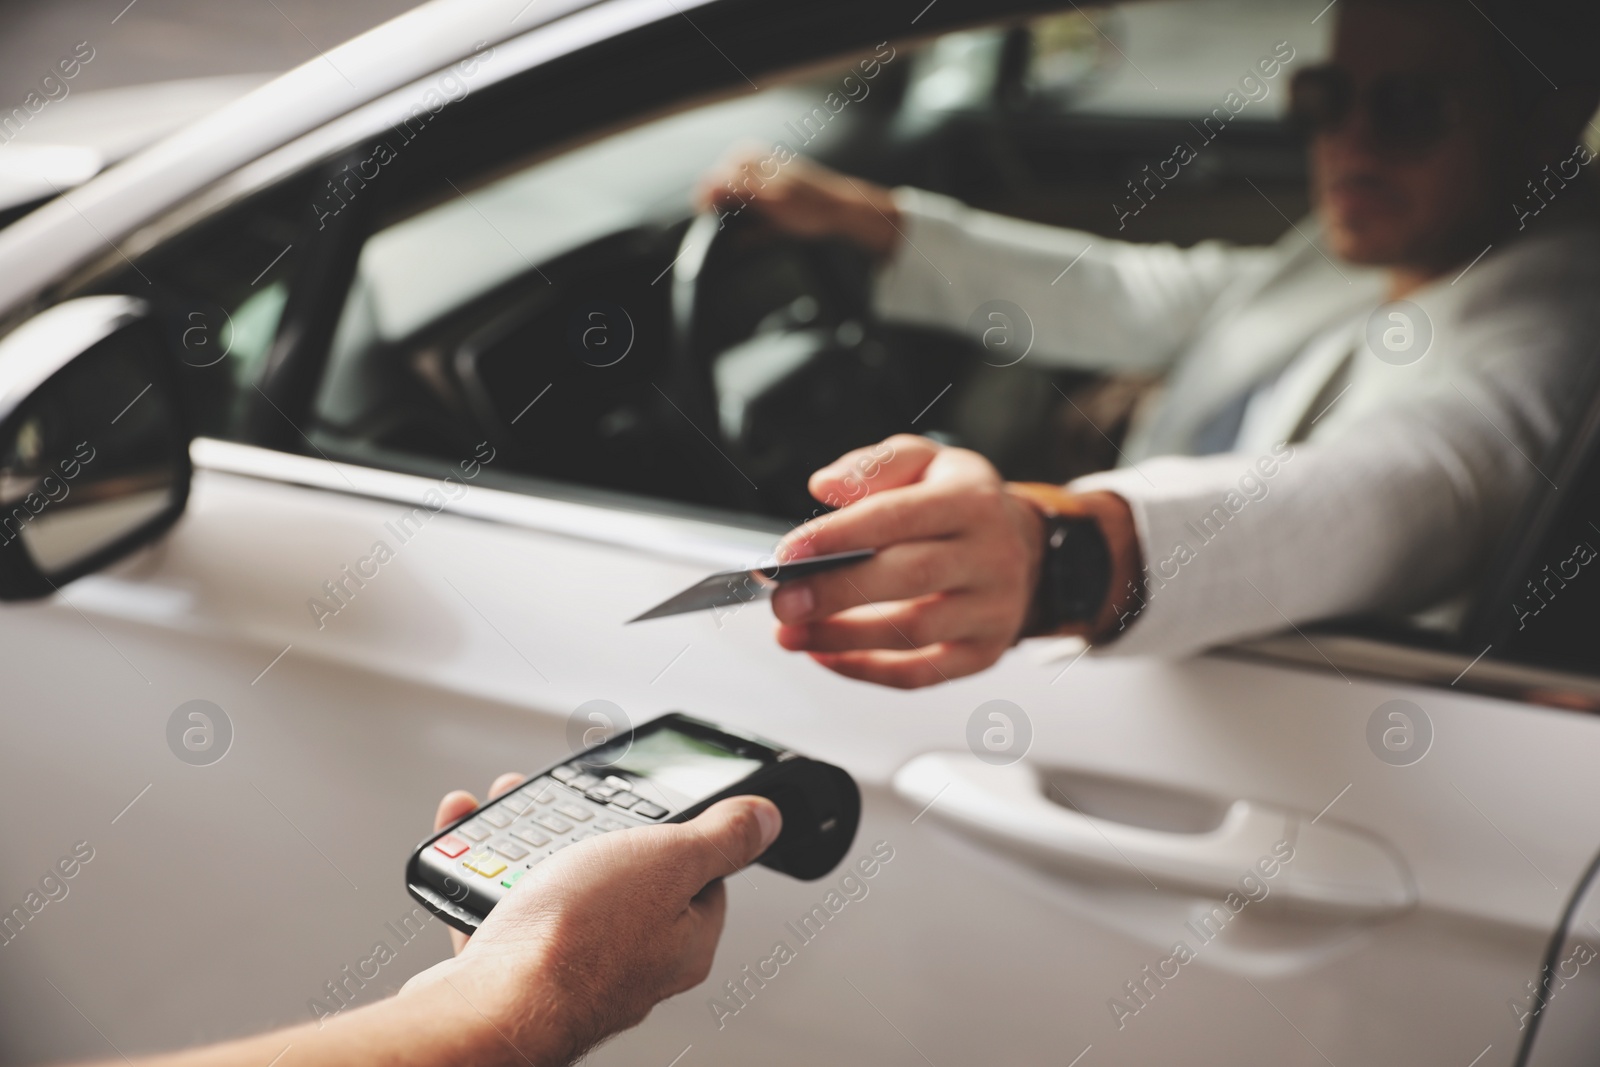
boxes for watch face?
[1041,516,1112,627]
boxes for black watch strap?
[1007,483,1112,635]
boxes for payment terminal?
[406,713,860,933]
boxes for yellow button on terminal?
[462,852,506,879]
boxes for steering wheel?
[663,210,887,515]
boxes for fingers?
[434,790,479,833]
[434,775,522,955]
[779,440,1005,563]
[451,795,780,1045]
[694,142,769,212]
[779,436,938,562]
[676,796,782,887]
[694,150,900,257]
[772,541,979,624]
[779,481,977,568]
[488,773,527,800]
[434,789,483,956]
[434,773,527,834]
[695,146,835,225]
[808,642,1001,689]
[769,441,1043,691]
[777,593,997,651]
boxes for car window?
[314,85,836,432]
[70,0,1600,689]
[902,1,1331,121]
[299,5,1337,524]
[279,2,1599,674]
[1474,380,1600,681]
[84,174,317,442]
[305,51,912,517]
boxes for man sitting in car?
[697,0,1600,685]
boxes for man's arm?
[90,788,781,1067]
[1070,378,1554,657]
[767,416,1503,684]
[870,185,1272,375]
[107,979,554,1067]
[768,382,1558,680]
[766,217,1600,681]
[1065,229,1600,656]
[695,151,1276,374]
[769,262,1595,678]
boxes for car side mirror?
[0,296,192,600]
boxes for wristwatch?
[1006,483,1113,636]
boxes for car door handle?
[894,753,1414,918]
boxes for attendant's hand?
[81,785,779,1067]
[694,146,903,260]
[430,773,528,956]
[772,434,1136,688]
[404,776,781,1064]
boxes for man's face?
[1311,3,1513,269]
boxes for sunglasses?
[1288,64,1468,152]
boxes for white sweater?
[873,186,1600,656]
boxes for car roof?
[0,75,273,218]
[0,0,603,318]
[0,0,1191,321]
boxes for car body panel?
[5,441,1596,1064]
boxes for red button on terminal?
[433,834,470,859]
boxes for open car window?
[317,86,831,405]
[305,51,919,517]
[77,0,1600,693]
[300,4,1335,522]
[287,7,1600,679]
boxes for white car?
[2,1,1599,1065]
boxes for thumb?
[679,796,782,885]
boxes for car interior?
[91,0,1600,692]
[305,5,1321,521]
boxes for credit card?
[627,549,876,623]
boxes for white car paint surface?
[0,437,1590,1066]
[1,1,1597,1066]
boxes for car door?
[5,2,1600,1067]
[19,409,1600,1067]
